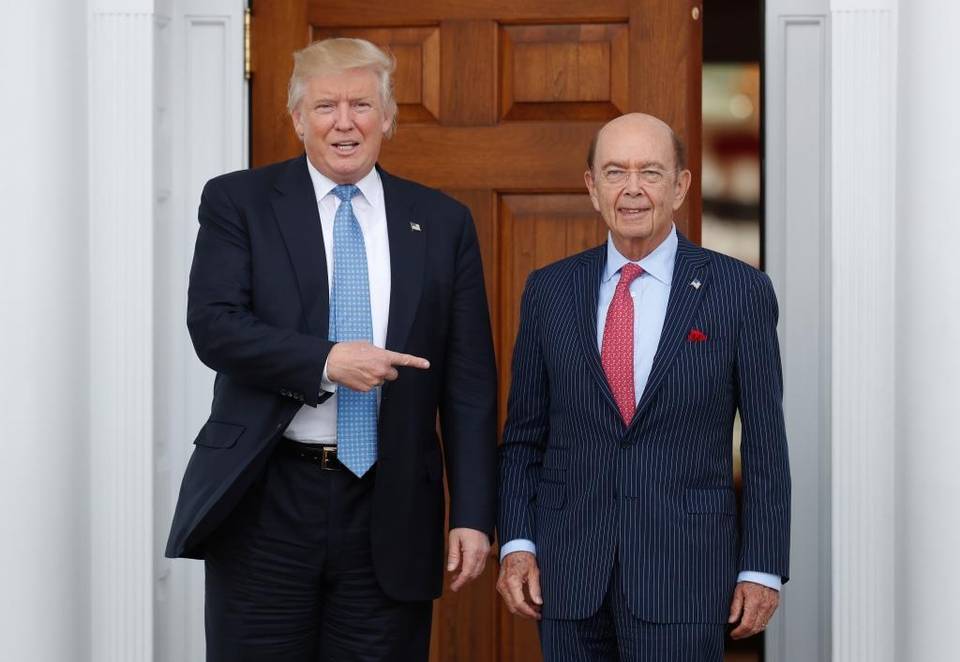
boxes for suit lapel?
[379,166,424,356]
[272,155,330,336]
[574,246,622,418]
[631,233,711,424]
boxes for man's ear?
[672,169,692,210]
[584,170,601,212]
[291,108,304,140]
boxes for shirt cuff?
[320,357,337,394]
[737,571,782,591]
[499,539,536,562]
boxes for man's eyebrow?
[600,159,669,170]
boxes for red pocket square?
[688,329,708,342]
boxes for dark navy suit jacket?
[165,156,498,602]
[498,234,790,623]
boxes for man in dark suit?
[496,113,790,661]
[165,38,498,661]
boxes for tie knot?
[333,184,360,202]
[619,262,644,286]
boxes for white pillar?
[896,2,960,660]
[88,1,158,659]
[0,2,91,661]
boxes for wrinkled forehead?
[301,67,381,98]
[596,119,675,167]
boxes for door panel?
[251,3,701,659]
[499,194,607,423]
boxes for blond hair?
[287,38,398,137]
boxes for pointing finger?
[387,351,430,370]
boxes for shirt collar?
[305,158,383,210]
[602,224,678,286]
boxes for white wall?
[896,2,960,660]
[0,2,90,661]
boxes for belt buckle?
[321,446,337,471]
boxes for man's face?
[584,115,691,260]
[291,68,393,184]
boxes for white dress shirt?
[500,225,781,591]
[283,162,391,444]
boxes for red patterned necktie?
[601,262,644,424]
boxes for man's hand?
[326,341,429,391]
[728,581,780,639]
[496,551,543,620]
[447,528,490,592]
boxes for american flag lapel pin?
[691,279,702,289]
[409,221,421,232]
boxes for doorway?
[702,1,765,660]
[250,3,700,659]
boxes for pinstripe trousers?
[539,554,726,662]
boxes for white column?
[829,1,898,661]
[0,3,91,661]
[88,1,158,660]
[895,2,960,660]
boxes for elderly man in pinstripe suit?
[496,113,790,661]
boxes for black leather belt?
[280,438,342,471]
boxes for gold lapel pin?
[691,279,702,289]
[409,222,421,232]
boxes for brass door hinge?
[244,7,252,80]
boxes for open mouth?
[331,141,359,154]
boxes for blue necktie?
[329,184,377,477]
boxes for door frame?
[763,1,898,661]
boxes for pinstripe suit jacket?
[498,233,790,623]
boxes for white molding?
[88,8,157,662]
[763,5,831,661]
[154,2,247,661]
[829,5,898,662]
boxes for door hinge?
[244,7,252,80]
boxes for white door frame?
[88,1,899,659]
[764,1,898,661]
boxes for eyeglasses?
[597,167,677,186]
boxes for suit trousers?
[203,445,432,662]
[539,556,725,662]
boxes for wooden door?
[251,2,702,660]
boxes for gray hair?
[287,38,398,137]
